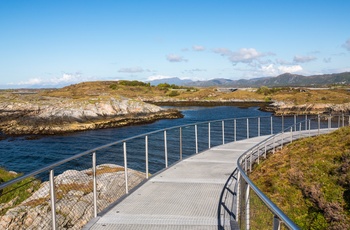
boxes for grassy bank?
[250,127,350,229]
[0,168,40,215]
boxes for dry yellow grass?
[250,127,350,229]
[2,81,349,106]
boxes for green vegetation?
[118,80,150,87]
[250,127,350,229]
[167,90,180,97]
[256,86,284,95]
[0,168,40,215]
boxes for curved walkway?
[84,135,269,230]
[84,129,334,230]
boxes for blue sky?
[1,0,350,88]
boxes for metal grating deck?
[86,136,271,229]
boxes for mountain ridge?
[148,72,350,87]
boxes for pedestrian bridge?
[85,135,271,229]
[0,115,347,230]
[84,129,334,230]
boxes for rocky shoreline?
[0,96,183,136]
[148,99,350,116]
[1,93,349,136]
[265,101,350,116]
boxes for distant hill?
[148,77,193,86]
[149,72,350,87]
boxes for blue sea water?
[0,106,304,175]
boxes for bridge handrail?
[0,113,347,229]
[236,121,311,230]
[235,114,344,229]
[0,115,272,191]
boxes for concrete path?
[86,135,272,230]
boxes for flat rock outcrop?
[266,101,350,115]
[0,96,182,135]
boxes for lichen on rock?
[0,164,146,230]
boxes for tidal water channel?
[0,106,318,175]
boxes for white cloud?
[343,38,350,51]
[166,54,188,62]
[255,64,303,77]
[118,67,144,73]
[230,48,263,62]
[261,64,278,76]
[192,45,205,51]
[277,65,303,73]
[293,55,317,63]
[51,73,82,84]
[147,75,175,81]
[213,47,273,65]
[11,73,87,88]
[17,78,43,85]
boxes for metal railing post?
[123,142,128,194]
[258,117,260,137]
[282,115,284,133]
[222,120,225,145]
[247,118,249,139]
[195,124,198,154]
[164,130,168,168]
[299,123,302,138]
[271,116,273,134]
[179,127,183,160]
[342,113,345,127]
[290,127,293,143]
[249,151,252,172]
[308,120,311,136]
[49,169,57,230]
[318,114,320,135]
[92,152,98,218]
[208,122,211,149]
[245,184,250,230]
[281,134,284,149]
[305,114,307,130]
[294,115,297,131]
[234,119,237,142]
[236,171,241,221]
[273,215,281,230]
[145,136,149,179]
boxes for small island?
[1,78,350,136]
